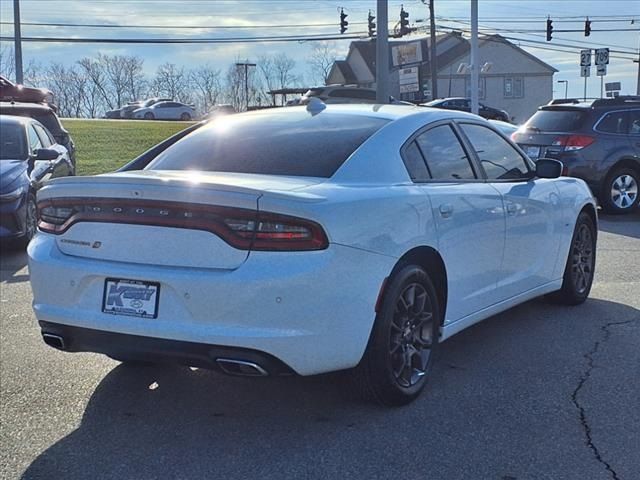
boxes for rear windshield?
[147,110,389,178]
[525,109,587,132]
[0,123,26,160]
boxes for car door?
[405,122,506,323]
[32,123,70,177]
[457,122,563,300]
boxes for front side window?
[33,124,53,147]
[415,125,476,180]
[629,110,640,135]
[460,123,531,180]
[27,125,43,152]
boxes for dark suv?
[0,102,76,173]
[513,96,640,214]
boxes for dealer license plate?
[102,278,160,319]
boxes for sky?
[0,0,638,99]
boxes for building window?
[465,77,486,100]
[504,77,524,98]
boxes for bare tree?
[0,45,15,80]
[189,65,222,113]
[153,63,192,103]
[77,57,113,110]
[308,42,337,85]
[45,63,82,117]
[273,53,298,90]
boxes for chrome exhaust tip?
[216,358,269,377]
[42,333,66,350]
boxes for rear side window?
[148,111,389,178]
[629,110,640,135]
[33,124,53,147]
[526,109,587,132]
[414,125,476,180]
[402,141,430,182]
[460,123,531,180]
[596,111,629,134]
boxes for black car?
[513,96,640,214]
[0,115,74,246]
[422,97,510,122]
[0,102,76,173]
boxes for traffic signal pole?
[376,0,389,103]
[470,0,479,115]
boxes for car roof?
[0,101,55,112]
[0,114,34,126]
[247,103,482,123]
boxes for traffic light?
[340,8,348,34]
[546,17,553,41]
[368,10,376,37]
[400,6,410,37]
[584,18,591,36]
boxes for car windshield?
[0,123,26,160]
[526,109,588,132]
[147,111,389,178]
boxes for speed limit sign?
[595,48,610,65]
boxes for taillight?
[510,132,518,141]
[551,135,595,151]
[37,198,328,251]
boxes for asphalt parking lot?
[1,211,638,480]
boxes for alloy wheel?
[389,283,434,388]
[610,174,638,209]
[571,223,594,295]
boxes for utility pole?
[235,62,256,111]
[375,0,389,103]
[470,0,479,115]
[13,0,23,84]
[428,0,438,100]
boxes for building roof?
[332,60,358,85]
[479,34,558,73]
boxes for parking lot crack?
[571,319,637,480]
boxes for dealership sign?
[392,42,423,67]
[399,67,420,93]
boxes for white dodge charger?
[28,103,597,406]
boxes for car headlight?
[0,185,26,202]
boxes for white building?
[327,33,558,123]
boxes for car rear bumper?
[38,320,295,375]
[28,232,396,376]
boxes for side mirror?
[536,158,563,179]
[33,148,59,161]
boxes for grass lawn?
[61,119,194,176]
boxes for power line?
[0,20,370,29]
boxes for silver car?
[133,101,196,121]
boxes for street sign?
[581,65,591,78]
[399,66,419,93]
[580,49,592,66]
[605,82,621,91]
[595,48,610,65]
[597,63,607,76]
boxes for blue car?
[1,115,73,246]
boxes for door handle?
[439,203,454,218]
[506,203,518,215]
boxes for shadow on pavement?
[0,242,29,284]
[598,209,640,239]
[20,298,640,480]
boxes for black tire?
[600,167,639,214]
[18,193,37,248]
[144,112,154,120]
[351,265,440,406]
[180,112,191,121]
[547,212,596,305]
